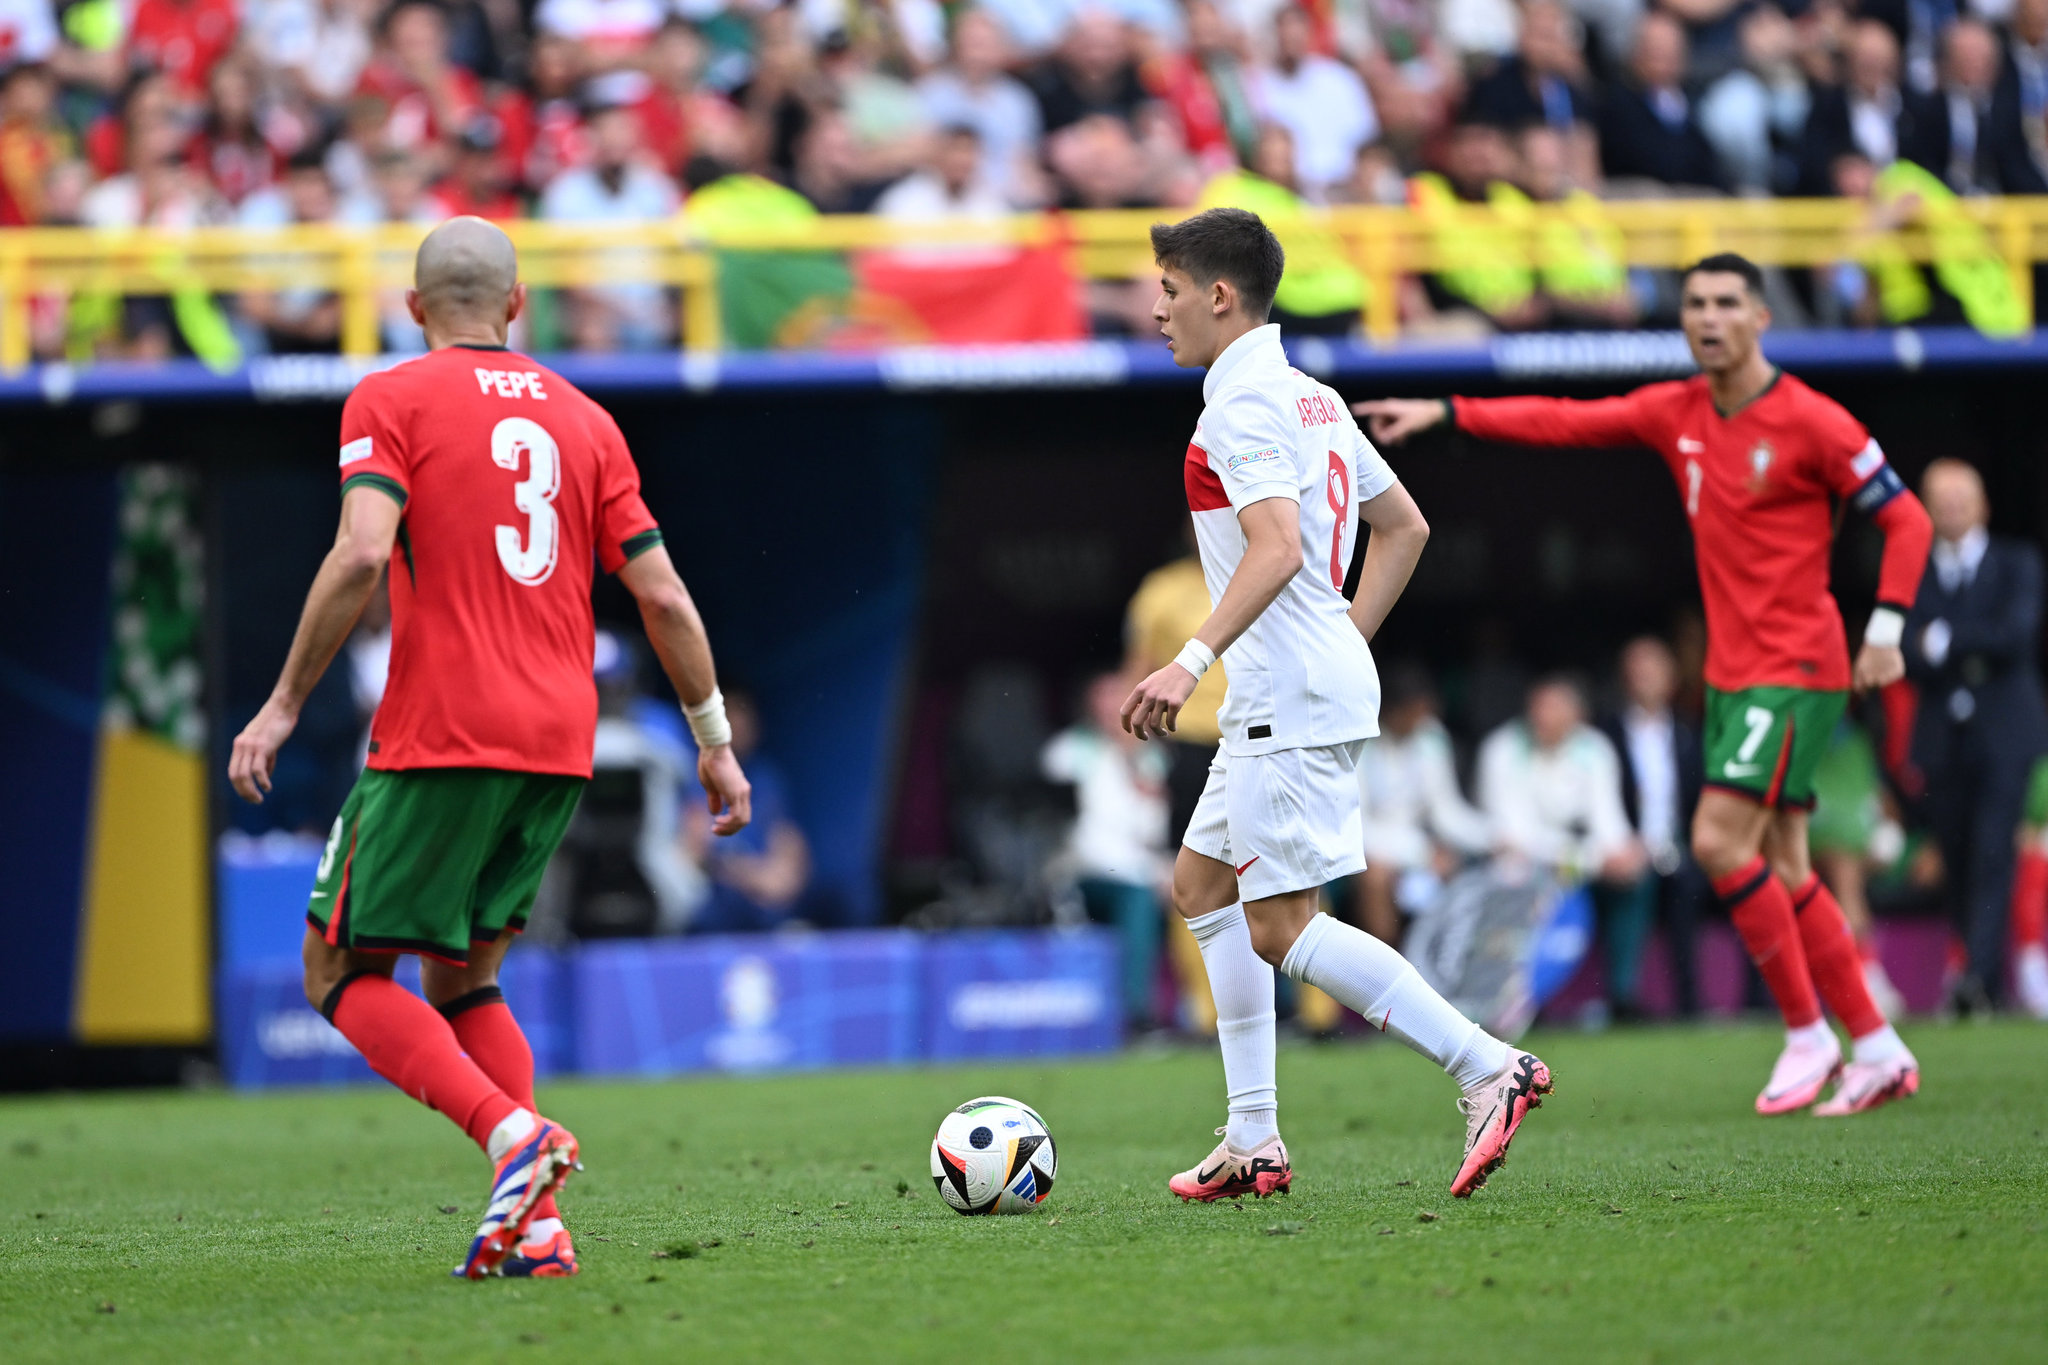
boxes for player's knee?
[1243,915,1294,967]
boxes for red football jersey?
[339,346,661,776]
[1452,371,1917,693]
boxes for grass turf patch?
[3,1021,2044,1363]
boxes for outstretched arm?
[230,485,401,803]
[1122,497,1299,741]
[1353,393,1652,449]
[1348,479,1428,643]
[619,544,752,836]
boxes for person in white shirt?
[1042,672,1173,1029]
[539,102,681,351]
[875,124,1014,220]
[1122,206,1551,1207]
[1354,662,1492,942]
[1250,5,1378,200]
[1478,675,1644,883]
[917,10,1047,205]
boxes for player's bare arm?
[1348,480,1429,643]
[229,484,401,803]
[1352,398,1450,446]
[618,544,752,835]
[1121,496,1299,741]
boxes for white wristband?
[1173,639,1217,680]
[684,687,732,749]
[1864,606,1906,650]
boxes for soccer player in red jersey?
[229,218,752,1277]
[1358,254,1935,1117]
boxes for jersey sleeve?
[1203,384,1303,512]
[337,378,413,507]
[1807,401,1905,514]
[1450,386,1668,450]
[592,408,662,574]
[1349,421,1398,504]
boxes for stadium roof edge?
[4,327,2038,407]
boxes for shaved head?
[413,216,518,322]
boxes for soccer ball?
[929,1096,1058,1215]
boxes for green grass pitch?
[4,1022,2044,1363]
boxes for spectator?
[679,690,814,934]
[1197,122,1368,334]
[1599,10,1725,189]
[2000,0,2048,186]
[1354,662,1493,944]
[1594,637,1708,1019]
[1898,17,2012,195]
[1144,0,1257,175]
[1045,108,1152,207]
[1903,458,2048,1014]
[498,30,591,196]
[431,113,521,219]
[1477,673,1644,885]
[255,0,378,110]
[789,104,893,213]
[1026,8,1150,135]
[1123,538,1229,1032]
[1249,4,1379,201]
[237,147,344,353]
[0,0,59,75]
[1353,0,1465,159]
[1405,117,1545,335]
[188,57,284,209]
[0,62,68,226]
[127,0,238,99]
[535,0,665,69]
[1697,2,1813,193]
[1798,18,1923,194]
[356,0,485,163]
[634,18,746,180]
[876,123,1011,219]
[1511,122,1638,329]
[1464,0,1600,184]
[1042,671,1173,1030]
[539,101,681,351]
[919,8,1047,205]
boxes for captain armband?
[1849,462,1907,515]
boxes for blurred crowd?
[1044,455,2048,1033]
[8,0,2048,357]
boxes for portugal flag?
[854,243,1086,345]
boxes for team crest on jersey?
[1745,441,1774,491]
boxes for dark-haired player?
[229,218,752,1276]
[1127,207,1552,1203]
[1360,253,1933,1116]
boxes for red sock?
[1714,857,1823,1028]
[1789,875,1886,1038]
[2011,848,2048,949]
[444,988,558,1221]
[326,974,519,1152]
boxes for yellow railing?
[4,196,2047,368]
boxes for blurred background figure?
[1353,661,1492,945]
[678,689,814,934]
[1903,458,2048,1014]
[1250,3,1379,203]
[1478,673,1644,895]
[539,99,680,351]
[1808,711,1912,1020]
[1041,671,1173,1032]
[1123,539,1228,1032]
[1594,637,1706,1020]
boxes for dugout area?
[2,361,2044,1072]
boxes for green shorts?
[1702,685,1847,811]
[2027,756,2048,828]
[308,767,585,964]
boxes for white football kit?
[1180,324,1397,901]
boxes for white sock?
[1787,1020,1836,1052]
[485,1107,538,1162]
[1850,1022,1908,1064]
[1185,902,1278,1146]
[1278,913,1509,1091]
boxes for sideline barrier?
[215,928,1122,1090]
[4,325,2041,408]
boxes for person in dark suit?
[1902,459,2048,1011]
[1896,18,2018,193]
[1595,636,1709,1019]
[1798,19,1944,195]
[1987,0,2048,193]
[1465,0,1595,141]
[1598,12,1726,190]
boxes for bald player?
[230,218,752,1279]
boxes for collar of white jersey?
[1202,323,1284,403]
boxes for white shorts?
[1182,741,1368,902]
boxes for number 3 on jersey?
[492,416,560,586]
